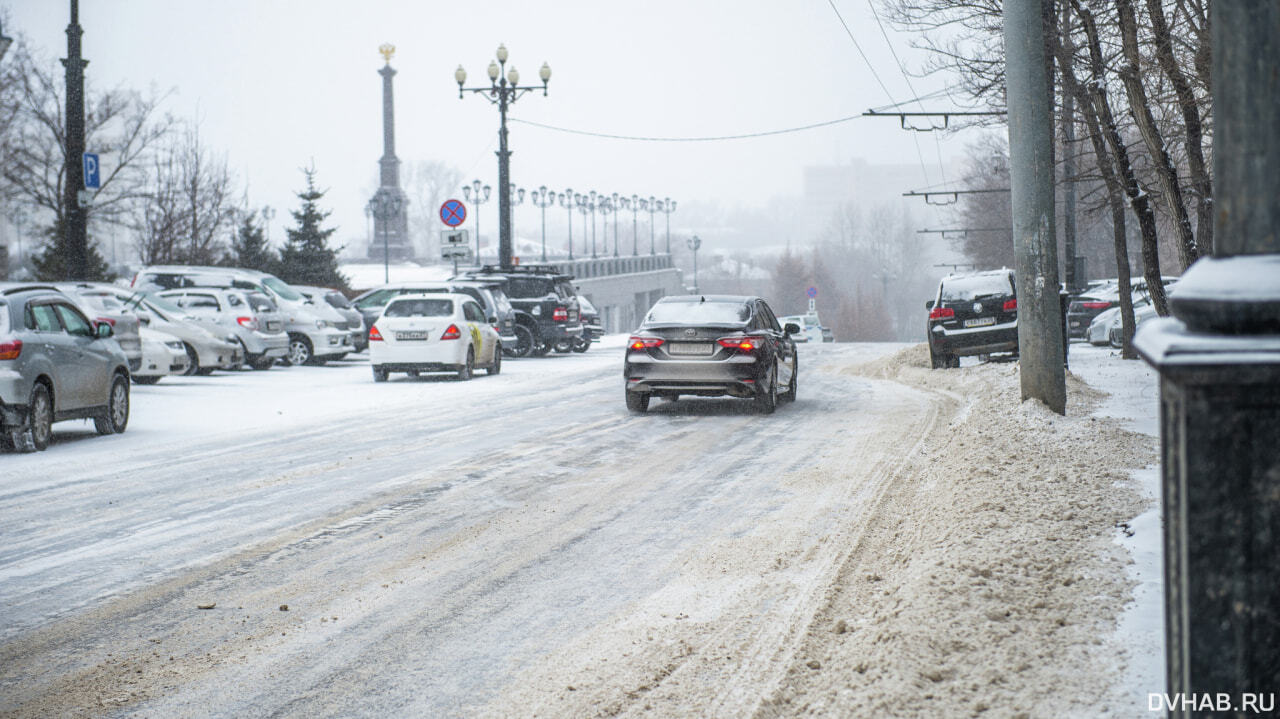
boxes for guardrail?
[550,253,674,280]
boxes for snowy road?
[0,340,937,717]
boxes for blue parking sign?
[83,153,100,189]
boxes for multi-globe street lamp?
[462,179,491,265]
[574,193,595,258]
[455,44,551,269]
[659,198,677,254]
[598,198,615,258]
[558,187,574,260]
[261,205,276,243]
[369,189,404,283]
[529,186,555,262]
[608,193,622,256]
[645,196,658,255]
[687,234,702,293]
[508,184,525,258]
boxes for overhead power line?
[507,115,865,142]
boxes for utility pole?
[1003,0,1065,414]
[1060,1,1079,291]
[63,0,89,280]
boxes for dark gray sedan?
[623,295,799,414]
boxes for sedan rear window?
[645,300,751,325]
[941,274,1015,302]
[384,298,454,318]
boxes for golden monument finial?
[379,43,396,63]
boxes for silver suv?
[0,284,131,452]
[158,288,289,370]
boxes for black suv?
[925,268,1018,368]
[454,265,582,357]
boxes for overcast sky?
[6,0,967,251]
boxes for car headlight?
[166,341,184,350]
[315,319,327,329]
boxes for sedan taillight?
[1003,299,1018,312]
[0,339,22,360]
[1080,301,1111,309]
[552,307,569,322]
[368,325,384,342]
[928,307,955,320]
[236,316,258,329]
[717,335,762,351]
[628,336,663,350]
[441,324,462,340]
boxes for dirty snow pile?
[487,344,1159,718]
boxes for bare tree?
[0,42,173,241]
[131,121,238,265]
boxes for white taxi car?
[368,293,501,382]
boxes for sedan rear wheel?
[372,366,388,382]
[755,362,778,415]
[457,348,474,381]
[487,345,502,375]
[780,358,798,403]
[625,390,649,414]
[94,373,130,435]
[571,336,590,353]
[507,325,535,358]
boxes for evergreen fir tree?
[32,218,112,281]
[223,210,277,273]
[276,167,348,290]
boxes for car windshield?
[325,292,351,309]
[644,300,751,325]
[383,298,454,318]
[262,277,303,301]
[355,289,401,309]
[134,292,186,321]
[0,301,8,334]
[941,274,1014,302]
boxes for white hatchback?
[368,293,501,382]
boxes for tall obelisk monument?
[367,43,411,261]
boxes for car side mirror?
[925,300,935,310]
[784,322,801,335]
[95,322,114,339]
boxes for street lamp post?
[462,179,491,265]
[609,192,621,256]
[574,194,593,258]
[687,235,702,293]
[370,189,404,283]
[599,198,615,258]
[509,183,525,260]
[660,198,677,254]
[529,186,554,262]
[558,187,574,260]
[455,45,551,269]
[646,196,658,255]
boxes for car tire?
[286,335,313,366]
[531,339,552,357]
[182,344,200,376]
[929,346,945,370]
[946,354,960,369]
[625,390,649,414]
[572,337,590,353]
[457,348,474,381]
[372,366,388,382]
[10,383,53,452]
[487,345,502,375]
[507,325,535,358]
[552,340,573,353]
[236,339,251,370]
[780,358,798,403]
[132,375,162,385]
[755,362,778,415]
[250,355,275,371]
[94,373,130,436]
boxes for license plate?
[668,342,714,356]
[396,331,428,341]
[964,317,996,328]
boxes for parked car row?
[1067,276,1178,339]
